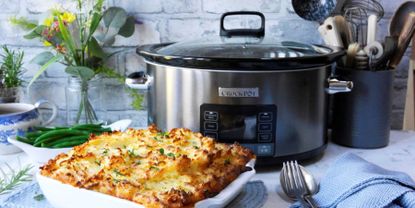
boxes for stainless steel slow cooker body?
[130,11,350,164]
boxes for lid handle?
[220,11,265,38]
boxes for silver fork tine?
[288,162,296,195]
[291,161,300,193]
[291,161,310,208]
[296,161,318,208]
[285,162,293,193]
[294,161,305,191]
[282,162,287,189]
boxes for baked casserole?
[40,125,255,208]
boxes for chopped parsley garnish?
[166,153,175,158]
[150,166,160,171]
[135,161,141,165]
[127,149,138,157]
[157,132,169,138]
[102,148,109,155]
[193,146,199,149]
[94,160,101,166]
[224,158,231,165]
[113,169,125,176]
[159,148,165,155]
[153,132,169,142]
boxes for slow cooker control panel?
[200,104,277,157]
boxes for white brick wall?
[203,0,282,13]
[0,0,409,128]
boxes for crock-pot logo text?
[218,88,259,97]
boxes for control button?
[258,133,272,142]
[204,111,218,121]
[258,112,273,122]
[257,144,274,156]
[204,132,218,139]
[258,123,272,132]
[204,122,218,131]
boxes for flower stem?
[75,79,98,124]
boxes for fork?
[288,161,318,208]
[282,161,310,208]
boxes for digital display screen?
[219,113,257,141]
[200,104,277,144]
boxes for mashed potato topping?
[40,125,255,208]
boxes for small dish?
[37,159,255,208]
[7,119,132,164]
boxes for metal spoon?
[291,0,337,23]
[280,164,319,202]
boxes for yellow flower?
[43,41,52,46]
[60,12,76,23]
[43,16,54,27]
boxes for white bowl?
[37,160,256,208]
[7,119,133,164]
[7,137,72,164]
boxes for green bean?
[26,123,114,148]
[33,126,55,131]
[25,131,44,139]
[34,129,88,146]
[16,136,34,145]
[45,135,89,147]
[51,139,88,148]
[71,123,103,130]
[74,127,111,133]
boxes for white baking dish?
[37,159,256,208]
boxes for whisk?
[344,7,368,46]
[342,0,384,20]
[342,0,384,45]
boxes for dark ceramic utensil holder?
[332,67,394,148]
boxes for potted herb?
[0,45,24,103]
[11,0,142,124]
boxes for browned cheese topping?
[40,125,255,208]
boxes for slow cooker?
[128,11,352,164]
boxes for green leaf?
[57,16,79,64]
[118,16,135,37]
[65,66,95,81]
[88,37,106,59]
[30,51,54,65]
[9,16,37,31]
[27,54,61,88]
[23,25,46,39]
[87,4,104,45]
[99,7,128,44]
[0,45,24,88]
[103,7,127,29]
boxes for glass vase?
[66,76,105,125]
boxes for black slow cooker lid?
[137,11,345,70]
[157,38,332,59]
